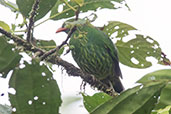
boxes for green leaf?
[0,0,18,12]
[9,61,62,114]
[0,21,10,32]
[116,34,162,68]
[103,21,137,38]
[0,104,12,114]
[137,69,171,110]
[91,83,165,114]
[36,40,56,51]
[137,69,171,83]
[0,36,21,77]
[83,92,112,113]
[155,84,171,110]
[50,0,126,20]
[16,0,57,21]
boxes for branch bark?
[0,27,115,96]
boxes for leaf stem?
[63,0,77,12]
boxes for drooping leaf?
[0,36,21,77]
[50,0,126,20]
[0,0,18,12]
[0,21,11,32]
[0,104,12,114]
[83,92,112,113]
[91,83,165,114]
[9,61,62,114]
[137,69,171,110]
[116,34,162,68]
[16,0,57,21]
[103,21,137,38]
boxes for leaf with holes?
[50,0,127,20]
[116,34,162,68]
[83,92,112,113]
[0,36,21,77]
[16,0,57,21]
[137,69,171,110]
[103,21,137,38]
[9,61,62,114]
[91,83,165,114]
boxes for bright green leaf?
[116,34,162,68]
[137,69,171,110]
[0,36,21,77]
[9,61,62,114]
[91,83,165,114]
[16,0,57,21]
[0,21,10,32]
[83,92,112,113]
[50,0,126,20]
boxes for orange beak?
[56,27,68,33]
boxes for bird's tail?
[112,78,124,93]
[101,77,124,93]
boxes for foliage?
[0,0,170,114]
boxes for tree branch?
[0,27,115,96]
[27,0,40,44]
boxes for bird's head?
[56,19,88,34]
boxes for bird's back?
[69,24,124,93]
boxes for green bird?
[56,19,124,93]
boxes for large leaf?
[137,69,171,110]
[16,0,57,21]
[91,83,165,114]
[116,34,162,68]
[83,92,112,112]
[103,21,163,68]
[0,36,21,77]
[9,61,62,114]
[50,0,126,20]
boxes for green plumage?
[61,19,124,93]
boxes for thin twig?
[75,6,80,20]
[26,0,40,43]
[40,26,77,60]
